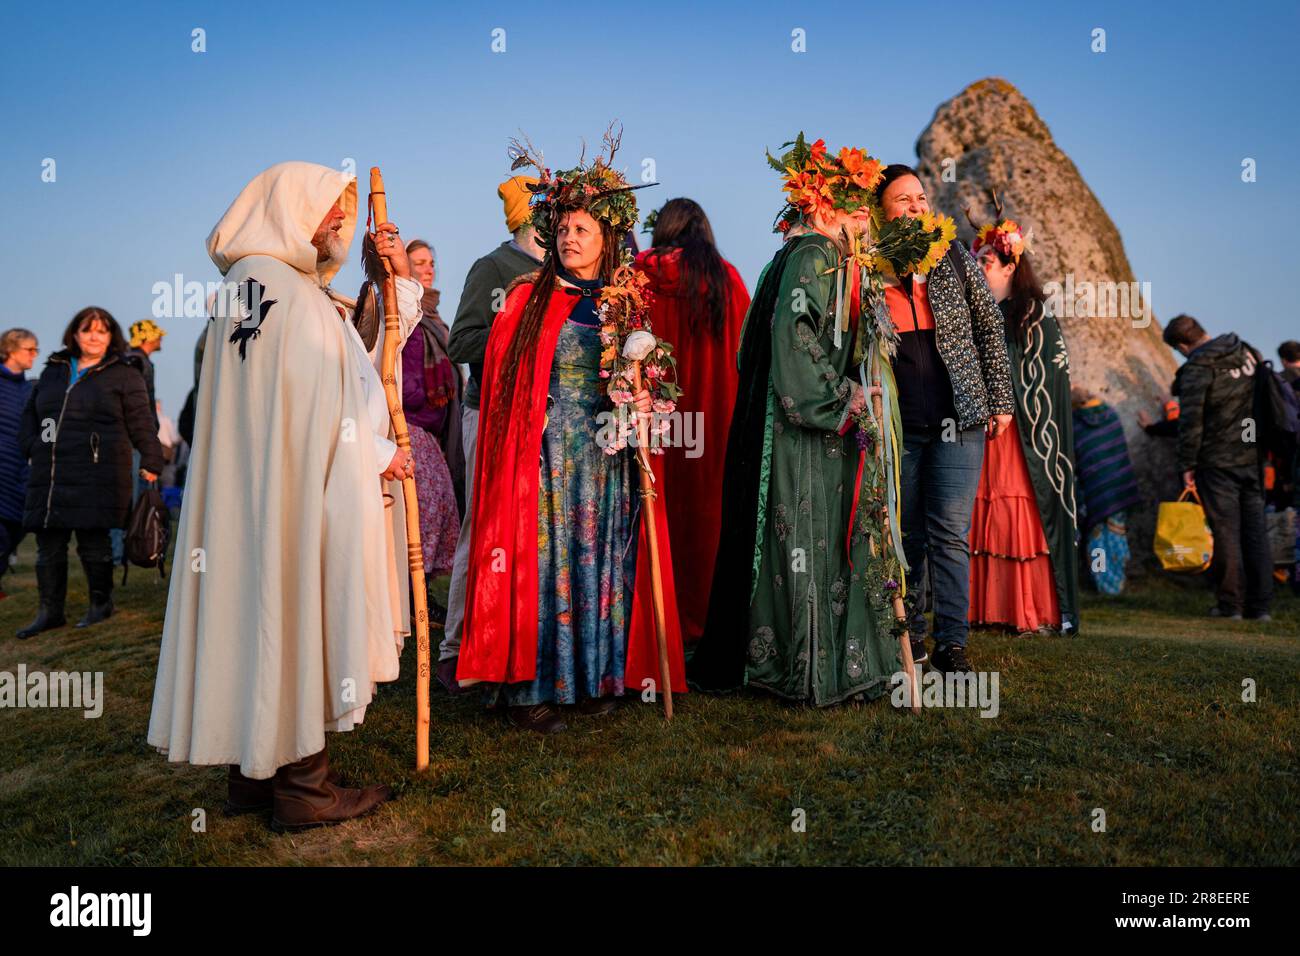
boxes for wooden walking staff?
[847,226,920,715]
[369,166,432,768]
[625,335,673,720]
[865,362,920,715]
[857,348,920,712]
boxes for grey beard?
[316,231,348,268]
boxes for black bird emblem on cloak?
[229,277,278,360]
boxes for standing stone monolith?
[915,77,1179,555]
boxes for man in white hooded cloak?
[148,161,422,831]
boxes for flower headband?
[507,123,656,249]
[966,188,1033,263]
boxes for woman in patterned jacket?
[875,165,1015,674]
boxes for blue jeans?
[899,424,986,648]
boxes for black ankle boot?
[17,561,68,639]
[76,559,115,628]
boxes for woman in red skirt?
[966,201,1080,636]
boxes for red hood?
[634,247,684,295]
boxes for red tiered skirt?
[968,420,1060,632]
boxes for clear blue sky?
[2,0,1297,416]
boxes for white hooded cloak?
[148,161,422,779]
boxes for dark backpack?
[122,482,170,584]
[1252,352,1300,456]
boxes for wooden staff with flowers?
[850,206,957,714]
[834,226,921,715]
[597,261,680,719]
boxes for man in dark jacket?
[112,319,167,565]
[0,328,38,596]
[1280,341,1300,387]
[126,319,165,427]
[1282,342,1300,591]
[1282,342,1300,507]
[1164,314,1271,620]
[437,176,543,691]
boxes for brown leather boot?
[576,696,617,716]
[226,763,344,815]
[269,747,393,833]
[507,702,567,734]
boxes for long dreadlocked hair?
[488,208,621,445]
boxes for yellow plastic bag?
[1154,488,1213,573]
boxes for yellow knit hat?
[129,319,166,348]
[498,175,539,233]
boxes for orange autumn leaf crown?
[768,132,885,233]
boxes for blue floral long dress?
[502,311,638,706]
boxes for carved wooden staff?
[369,166,432,768]
[848,226,921,715]
[864,362,920,715]
[624,333,673,720]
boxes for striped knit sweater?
[1072,400,1143,532]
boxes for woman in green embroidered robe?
[690,225,902,705]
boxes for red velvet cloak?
[633,248,751,645]
[456,279,687,693]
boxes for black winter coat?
[1172,333,1262,473]
[0,366,33,523]
[19,350,165,530]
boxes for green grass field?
[1,538,1296,866]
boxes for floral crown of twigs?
[507,123,656,249]
[767,132,885,233]
[966,188,1033,263]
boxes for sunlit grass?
[1,538,1296,866]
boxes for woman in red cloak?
[456,132,686,734]
[634,199,750,645]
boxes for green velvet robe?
[744,234,900,705]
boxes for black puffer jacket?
[19,350,165,529]
[1172,333,1262,473]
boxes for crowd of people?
[4,133,1294,832]
[1,316,175,634]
